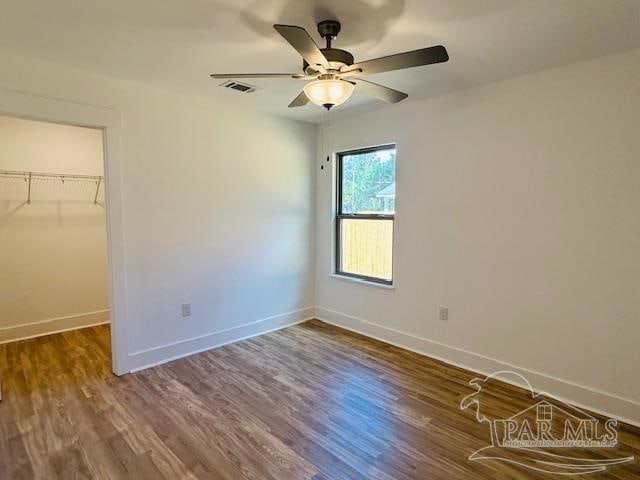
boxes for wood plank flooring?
[1,320,638,479]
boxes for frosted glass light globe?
[303,79,355,109]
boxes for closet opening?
[0,115,112,373]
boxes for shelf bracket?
[93,177,101,204]
[27,172,32,204]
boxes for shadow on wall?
[0,200,28,225]
[0,179,105,225]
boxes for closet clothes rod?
[0,169,104,205]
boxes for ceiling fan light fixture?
[303,78,355,109]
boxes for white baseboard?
[0,310,110,344]
[128,307,315,372]
[316,307,640,428]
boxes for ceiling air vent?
[220,80,258,93]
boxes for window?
[335,145,396,285]
[537,404,553,422]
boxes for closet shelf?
[0,169,104,204]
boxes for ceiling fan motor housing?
[304,48,354,75]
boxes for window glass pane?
[340,218,393,281]
[341,147,396,214]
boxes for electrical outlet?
[438,306,448,321]
[181,303,191,317]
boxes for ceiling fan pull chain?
[326,110,331,164]
[320,108,327,171]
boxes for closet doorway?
[0,115,111,351]
[0,90,128,377]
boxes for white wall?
[0,50,316,367]
[0,116,108,341]
[315,49,640,424]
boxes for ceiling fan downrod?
[317,20,341,49]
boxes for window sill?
[329,273,396,290]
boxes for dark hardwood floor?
[1,320,638,479]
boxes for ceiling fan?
[210,20,449,110]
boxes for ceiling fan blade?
[343,45,449,76]
[273,24,329,70]
[210,73,303,79]
[354,79,408,103]
[288,91,309,108]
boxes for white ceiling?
[1,0,639,123]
